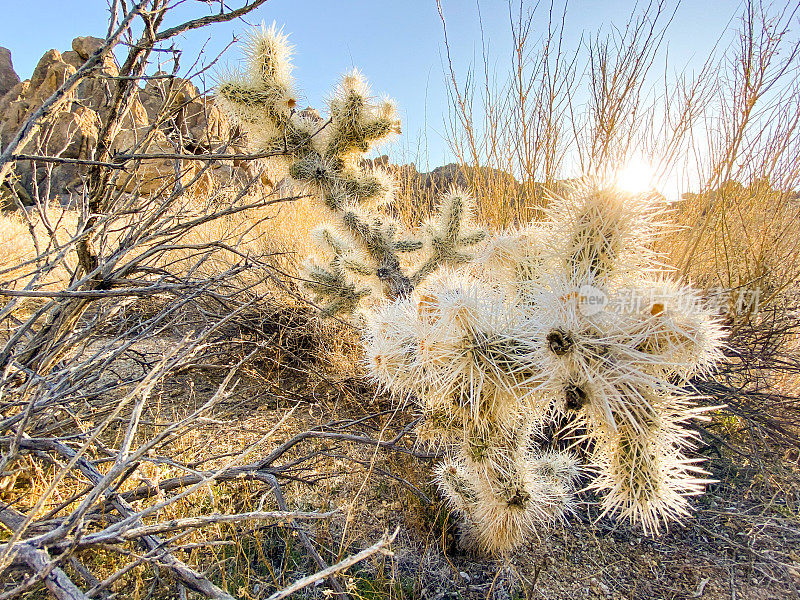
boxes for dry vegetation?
[0,1,799,599]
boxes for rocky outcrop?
[71,36,104,60]
[363,154,525,222]
[0,48,20,98]
[0,38,242,207]
[0,39,526,212]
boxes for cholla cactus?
[217,25,297,142]
[218,24,484,310]
[362,185,724,549]
[303,227,372,316]
[518,184,725,535]
[219,27,726,554]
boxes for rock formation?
[0,37,246,207]
[0,48,20,98]
[0,38,524,213]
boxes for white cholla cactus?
[362,183,725,547]
[218,26,726,554]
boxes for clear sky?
[1,1,744,170]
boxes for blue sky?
[1,1,743,170]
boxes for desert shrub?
[0,4,384,599]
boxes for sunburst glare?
[614,158,658,194]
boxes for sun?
[614,157,658,194]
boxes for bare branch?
[265,526,400,600]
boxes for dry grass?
[669,178,800,311]
[0,181,327,305]
[0,205,79,284]
[1,323,421,596]
[154,188,327,296]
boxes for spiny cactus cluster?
[362,188,724,552]
[217,25,726,555]
[217,25,483,312]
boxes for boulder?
[112,128,201,195]
[61,50,84,71]
[33,60,76,104]
[0,81,29,148]
[23,105,101,159]
[47,163,85,206]
[0,47,20,98]
[125,97,150,129]
[73,76,145,129]
[8,104,99,203]
[140,75,229,149]
[0,80,27,116]
[0,37,244,203]
[69,37,118,75]
[74,76,113,114]
[143,74,199,103]
[71,36,104,60]
[181,97,228,148]
[211,163,251,188]
[0,97,31,149]
[30,49,62,90]
[189,168,215,199]
[0,177,34,210]
[20,161,85,206]
[299,106,322,122]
